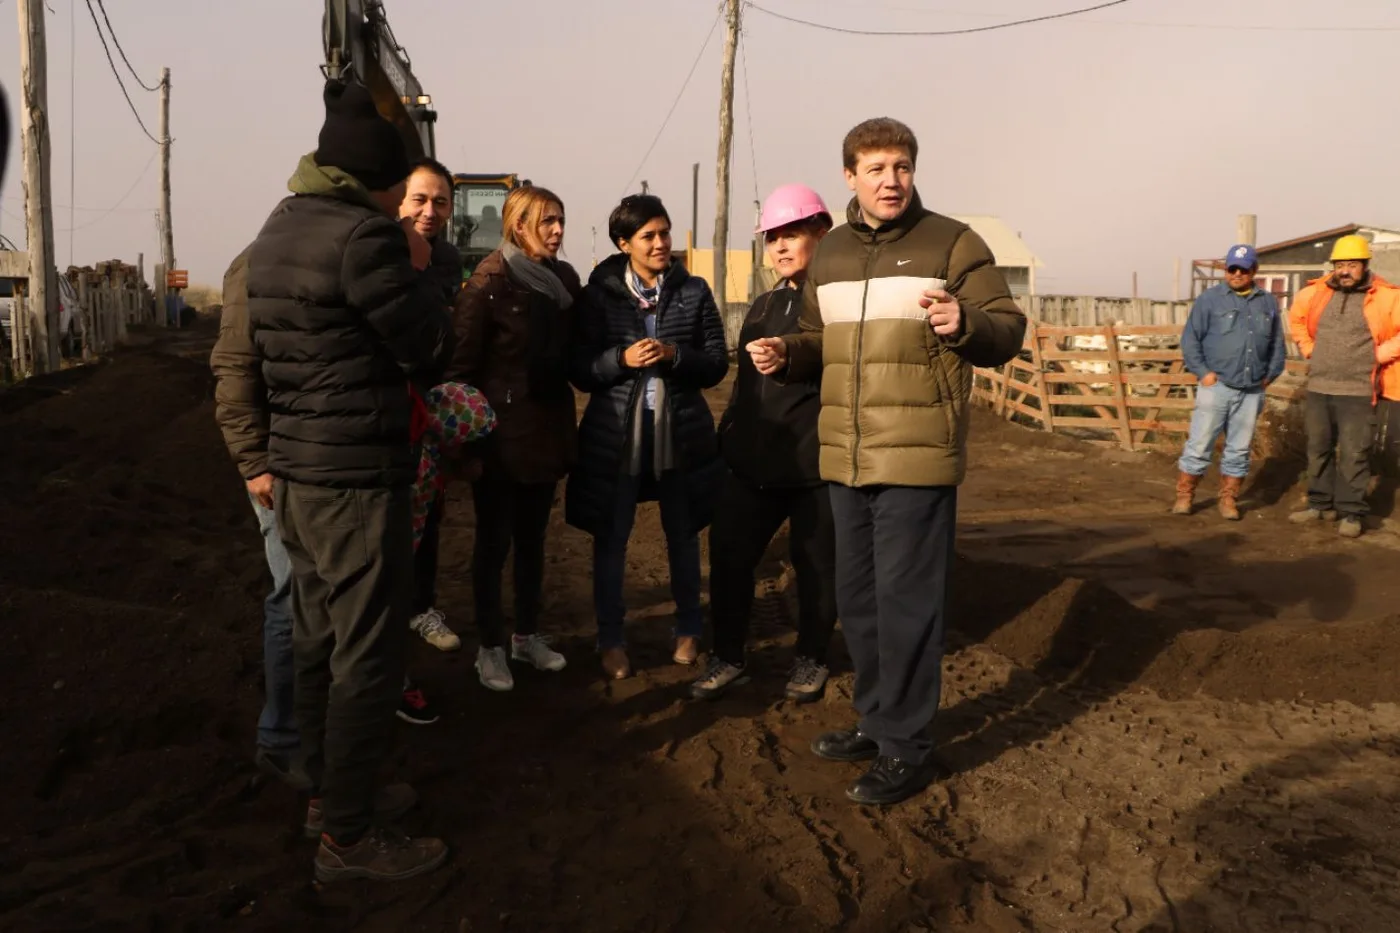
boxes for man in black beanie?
[247,79,452,883]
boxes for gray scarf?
[502,242,573,309]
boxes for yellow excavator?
[322,3,523,279]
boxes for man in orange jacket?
[1287,235,1400,538]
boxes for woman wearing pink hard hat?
[691,183,839,703]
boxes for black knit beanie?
[314,80,409,192]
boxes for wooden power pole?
[711,0,740,314]
[17,0,59,373]
[158,67,174,326]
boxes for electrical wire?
[94,0,159,91]
[743,0,1138,36]
[739,27,759,206]
[82,0,159,144]
[70,0,76,265]
[618,4,725,199]
[58,150,157,232]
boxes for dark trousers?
[707,474,838,667]
[472,475,557,648]
[593,420,703,649]
[1305,392,1376,518]
[828,483,957,766]
[275,481,413,845]
[411,496,443,616]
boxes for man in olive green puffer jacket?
[747,117,1026,807]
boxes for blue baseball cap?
[1224,244,1258,270]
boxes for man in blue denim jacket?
[1172,244,1287,519]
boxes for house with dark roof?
[1196,223,1400,311]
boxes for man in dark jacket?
[247,79,452,884]
[748,118,1026,807]
[398,157,464,661]
[1172,244,1286,520]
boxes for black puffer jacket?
[719,284,822,488]
[565,254,729,537]
[248,156,453,489]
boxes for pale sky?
[2,0,1397,298]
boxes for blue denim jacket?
[1180,283,1286,389]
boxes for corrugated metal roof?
[950,215,1045,270]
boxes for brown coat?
[209,243,268,479]
[447,249,582,485]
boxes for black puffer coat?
[718,284,822,489]
[565,254,729,537]
[249,159,453,489]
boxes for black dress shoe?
[845,756,937,806]
[810,727,879,762]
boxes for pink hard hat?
[757,183,832,234]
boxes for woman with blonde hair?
[446,185,581,692]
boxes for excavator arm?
[322,0,436,161]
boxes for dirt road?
[1,327,1396,932]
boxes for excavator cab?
[451,173,524,278]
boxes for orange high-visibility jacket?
[1288,274,1400,402]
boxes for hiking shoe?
[255,747,313,791]
[690,657,748,700]
[673,636,701,666]
[313,826,448,883]
[845,756,938,807]
[1289,507,1338,524]
[304,783,418,839]
[512,634,567,672]
[476,646,515,692]
[1338,517,1363,539]
[409,608,461,652]
[397,682,440,725]
[785,656,829,704]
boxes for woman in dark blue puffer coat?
[566,195,729,679]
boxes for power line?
[60,150,157,232]
[82,0,159,144]
[95,0,160,92]
[618,4,725,199]
[744,0,1139,36]
[738,28,758,205]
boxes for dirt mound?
[950,556,1400,707]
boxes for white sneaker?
[476,646,515,692]
[410,608,461,652]
[511,634,567,672]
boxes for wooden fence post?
[1101,323,1134,450]
[1026,320,1055,432]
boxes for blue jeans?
[593,468,703,650]
[252,497,298,752]
[1178,383,1265,478]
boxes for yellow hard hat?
[1330,234,1373,262]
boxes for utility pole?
[158,67,174,326]
[712,0,740,312]
[640,179,649,196]
[691,161,700,249]
[17,0,59,373]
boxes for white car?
[0,274,84,357]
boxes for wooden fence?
[1021,295,1194,328]
[7,273,148,377]
[972,321,1306,452]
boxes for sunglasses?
[1225,266,1254,274]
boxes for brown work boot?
[672,636,700,666]
[1217,476,1243,521]
[313,826,448,884]
[1171,471,1201,515]
[601,646,631,680]
[304,782,418,839]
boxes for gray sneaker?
[1338,517,1364,539]
[476,645,515,692]
[690,657,748,700]
[1289,507,1339,524]
[785,656,829,704]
